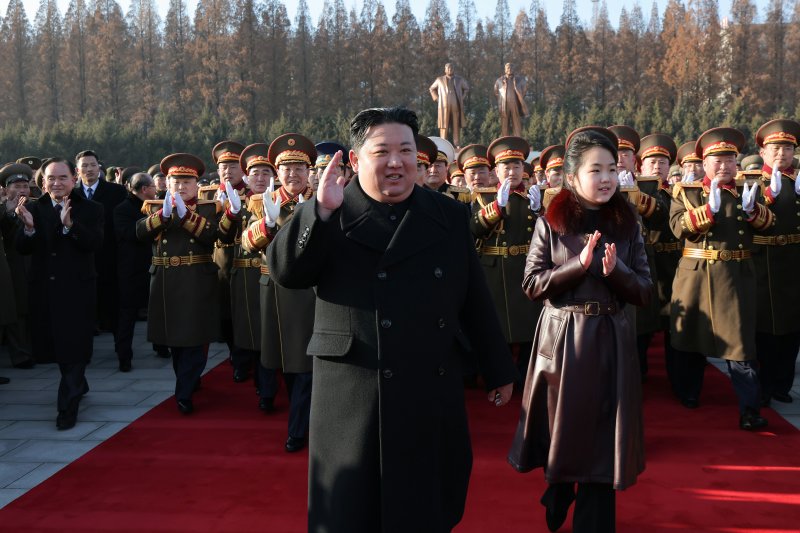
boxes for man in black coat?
[114,173,159,371]
[74,150,127,342]
[15,158,104,430]
[268,107,518,533]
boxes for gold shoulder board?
[142,200,162,216]
[198,185,218,201]
[473,186,498,194]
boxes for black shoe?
[156,349,171,359]
[12,360,35,369]
[233,369,249,383]
[540,484,576,532]
[680,397,699,409]
[772,392,793,403]
[0,377,9,385]
[119,359,132,372]
[177,399,194,415]
[739,409,768,431]
[258,397,275,413]
[56,411,77,430]
[761,395,772,408]
[285,436,306,453]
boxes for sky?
[9,0,775,29]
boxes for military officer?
[16,157,43,198]
[136,154,223,414]
[677,141,704,181]
[471,136,542,380]
[753,119,800,405]
[741,154,764,172]
[315,142,347,184]
[148,164,168,199]
[539,145,565,189]
[449,161,466,188]
[241,133,316,452]
[427,136,471,203]
[218,143,280,411]
[458,144,492,191]
[670,127,774,430]
[414,134,438,187]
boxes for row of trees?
[1,0,799,168]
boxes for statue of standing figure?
[429,63,469,148]
[494,62,529,137]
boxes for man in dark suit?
[15,157,104,430]
[114,172,158,371]
[75,150,127,345]
[268,107,518,532]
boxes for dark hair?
[41,157,76,176]
[350,107,419,152]
[130,172,154,192]
[559,131,635,239]
[75,150,99,163]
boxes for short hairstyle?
[349,107,419,152]
[564,131,618,177]
[130,172,153,192]
[75,150,99,163]
[41,157,77,176]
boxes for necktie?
[87,188,94,200]
[54,204,62,216]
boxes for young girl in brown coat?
[508,127,653,532]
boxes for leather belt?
[547,301,618,316]
[481,244,530,257]
[752,234,800,246]
[260,265,271,275]
[651,241,683,253]
[233,257,262,268]
[682,248,751,261]
[152,254,213,267]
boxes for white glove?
[174,190,187,219]
[263,192,280,228]
[617,170,635,188]
[162,189,173,219]
[741,181,757,215]
[527,184,541,211]
[770,166,782,198]
[216,190,227,209]
[795,176,800,196]
[496,179,511,207]
[268,176,276,194]
[708,178,721,214]
[297,193,306,204]
[681,172,696,184]
[225,181,241,214]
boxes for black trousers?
[171,345,207,402]
[757,331,800,397]
[637,331,675,384]
[57,362,88,413]
[257,362,278,400]
[545,482,615,533]
[0,318,34,366]
[285,371,312,439]
[673,349,761,413]
[115,306,138,361]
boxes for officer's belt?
[260,265,271,275]
[752,234,800,246]
[215,240,239,248]
[546,300,618,316]
[152,254,213,267]
[233,257,262,268]
[481,244,529,257]
[648,241,683,253]
[682,248,751,261]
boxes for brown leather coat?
[508,190,652,490]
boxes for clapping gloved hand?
[162,189,173,219]
[297,192,306,204]
[770,166,782,198]
[741,181,758,216]
[708,178,722,214]
[263,177,280,228]
[795,173,800,196]
[681,172,696,184]
[496,179,512,208]
[527,184,541,212]
[617,170,635,188]
[216,188,227,209]
[225,180,241,214]
[173,190,187,219]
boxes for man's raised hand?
[316,150,346,221]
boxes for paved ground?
[0,322,228,509]
[0,324,798,510]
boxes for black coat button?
[381,319,392,329]
[434,267,443,278]
[438,318,446,328]
[382,369,393,379]
[377,271,387,280]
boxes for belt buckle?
[508,245,520,256]
[251,258,261,267]
[776,235,788,246]
[654,243,663,252]
[718,250,733,261]
[584,301,600,316]
[169,256,181,267]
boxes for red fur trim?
[544,189,581,235]
[545,188,637,238]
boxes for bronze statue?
[494,63,529,137]
[429,63,469,147]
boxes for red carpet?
[2,338,799,532]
